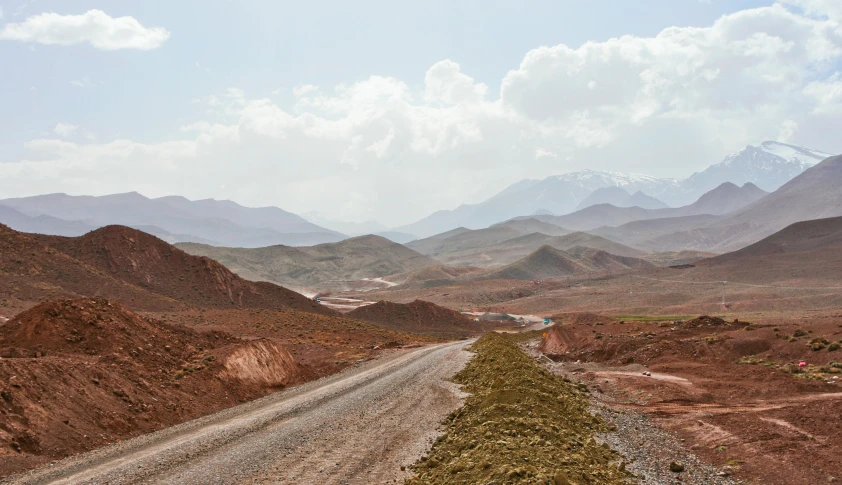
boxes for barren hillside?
[178,235,437,291]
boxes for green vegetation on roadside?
[406,333,633,485]
[611,314,696,322]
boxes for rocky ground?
[526,313,842,485]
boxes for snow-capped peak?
[552,169,677,186]
[721,141,832,169]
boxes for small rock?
[553,471,571,485]
[669,461,685,473]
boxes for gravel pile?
[593,405,741,485]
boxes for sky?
[1,0,841,227]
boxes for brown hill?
[489,218,571,236]
[392,265,487,288]
[435,231,646,268]
[404,227,471,254]
[703,216,842,265]
[32,225,330,315]
[0,224,179,312]
[0,297,306,476]
[178,234,437,291]
[347,300,493,338]
[482,245,654,281]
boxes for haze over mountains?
[576,187,668,210]
[0,142,827,248]
[0,192,344,247]
[395,141,832,237]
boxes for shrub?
[829,343,840,352]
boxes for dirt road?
[2,342,472,485]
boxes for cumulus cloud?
[1,4,841,225]
[53,122,78,138]
[0,10,170,50]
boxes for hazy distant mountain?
[681,141,832,196]
[397,141,833,237]
[629,155,842,252]
[0,205,95,236]
[301,212,389,235]
[701,153,842,249]
[395,170,679,237]
[373,231,418,244]
[677,182,768,216]
[0,192,344,247]
[577,187,668,210]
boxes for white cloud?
[0,7,4,20]
[53,122,78,138]
[70,77,91,88]
[424,60,489,105]
[0,9,170,50]
[786,0,842,22]
[1,4,841,226]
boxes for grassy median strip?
[406,332,633,485]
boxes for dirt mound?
[30,225,332,314]
[406,333,630,484]
[348,300,493,338]
[0,297,309,477]
[683,315,727,327]
[0,298,203,359]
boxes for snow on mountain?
[680,141,833,199]
[396,141,835,238]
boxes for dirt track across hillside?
[1,342,471,485]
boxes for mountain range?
[0,192,344,247]
[395,141,833,237]
[0,141,834,248]
[585,154,842,253]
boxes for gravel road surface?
[2,341,472,485]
